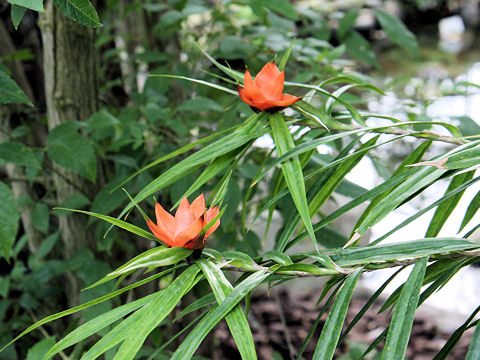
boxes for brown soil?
[214,288,472,360]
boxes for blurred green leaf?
[466,322,480,360]
[26,337,55,360]
[375,10,419,56]
[0,181,19,260]
[32,203,49,234]
[0,69,32,106]
[7,0,43,12]
[341,30,379,68]
[338,9,359,38]
[10,4,27,29]
[0,142,40,168]
[47,122,97,182]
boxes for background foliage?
[1,0,480,359]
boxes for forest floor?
[214,288,472,359]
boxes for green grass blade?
[83,265,201,360]
[171,145,248,210]
[54,208,158,242]
[170,269,269,360]
[426,170,475,237]
[466,321,480,360]
[111,124,239,193]
[312,269,362,360]
[198,260,257,360]
[150,74,238,95]
[459,189,480,232]
[1,266,181,351]
[270,113,317,248]
[43,293,156,359]
[380,257,428,360]
[117,112,268,220]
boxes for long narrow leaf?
[270,113,317,247]
[171,269,269,360]
[198,260,257,360]
[381,257,428,360]
[312,269,362,360]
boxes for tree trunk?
[39,0,98,308]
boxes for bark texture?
[39,0,98,307]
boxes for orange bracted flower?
[146,194,220,250]
[238,62,302,112]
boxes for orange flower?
[238,62,301,112]
[146,194,220,250]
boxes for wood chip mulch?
[214,288,472,359]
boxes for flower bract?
[146,194,220,250]
[238,62,301,112]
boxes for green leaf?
[330,238,479,267]
[341,30,379,68]
[270,113,317,248]
[355,165,445,236]
[150,74,238,95]
[32,203,49,234]
[47,122,97,182]
[198,260,257,360]
[2,266,181,351]
[171,148,242,210]
[277,39,294,71]
[7,0,43,12]
[54,208,158,242]
[0,68,32,105]
[27,337,55,360]
[466,322,480,360]
[92,247,191,289]
[0,181,19,260]
[312,270,361,360]
[10,4,27,29]
[381,257,428,359]
[459,189,480,232]
[375,10,419,56]
[53,0,102,27]
[338,9,359,38]
[44,294,155,359]
[171,269,269,360]
[253,0,299,20]
[118,112,268,219]
[82,266,200,360]
[372,174,480,245]
[433,307,480,360]
[0,142,41,168]
[425,170,475,237]
[178,97,223,112]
